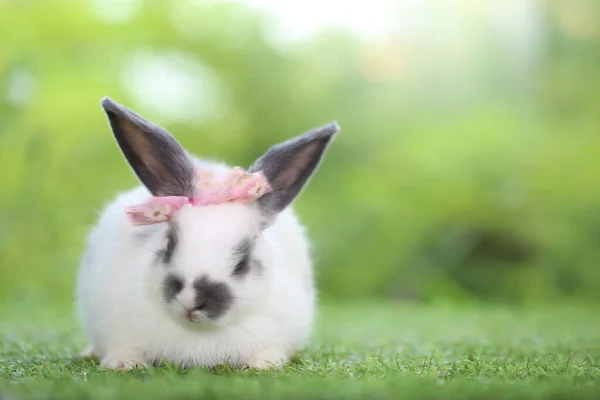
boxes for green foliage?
[1,303,599,399]
[1,0,600,305]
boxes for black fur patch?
[163,274,183,302]
[158,225,178,264]
[193,275,233,320]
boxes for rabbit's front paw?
[80,345,98,360]
[101,355,148,371]
[246,348,288,370]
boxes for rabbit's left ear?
[100,96,196,198]
[248,122,340,222]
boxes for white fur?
[75,159,315,370]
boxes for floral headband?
[125,167,272,226]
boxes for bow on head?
[125,167,272,226]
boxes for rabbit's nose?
[186,303,206,321]
[186,309,195,320]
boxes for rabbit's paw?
[80,345,99,361]
[101,355,148,371]
[246,348,288,370]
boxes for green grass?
[1,301,599,399]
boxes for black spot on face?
[193,275,233,320]
[158,225,178,264]
[163,274,183,302]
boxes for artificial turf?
[1,301,599,399]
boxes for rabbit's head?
[101,97,339,327]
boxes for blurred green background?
[1,0,599,308]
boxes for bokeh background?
[1,0,599,309]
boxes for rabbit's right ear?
[249,121,340,223]
[100,97,196,198]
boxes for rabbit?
[75,96,340,371]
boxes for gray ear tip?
[100,96,119,113]
[317,121,341,138]
[328,121,341,133]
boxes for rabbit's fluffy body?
[77,161,314,369]
[75,98,338,370]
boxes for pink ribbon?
[125,167,272,226]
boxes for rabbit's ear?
[249,121,340,221]
[101,97,195,198]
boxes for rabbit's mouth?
[186,309,206,324]
[178,303,222,326]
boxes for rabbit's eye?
[232,254,250,277]
[160,225,178,264]
[231,238,253,278]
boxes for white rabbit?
[75,97,340,370]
